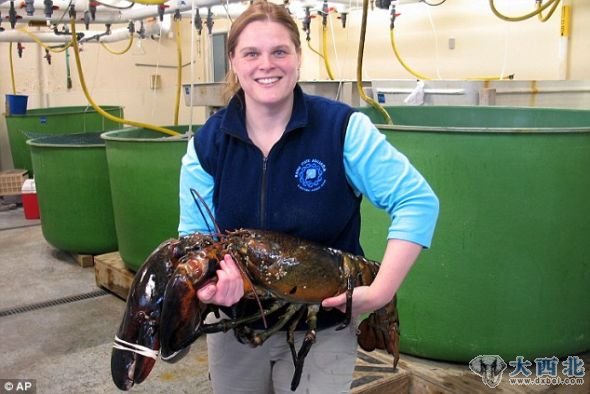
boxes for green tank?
[358,105,590,362]
[5,105,123,176]
[101,126,197,272]
[27,133,117,254]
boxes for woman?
[178,1,439,392]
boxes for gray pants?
[206,318,358,394]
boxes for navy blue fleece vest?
[195,85,362,255]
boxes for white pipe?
[0,21,161,43]
[558,0,572,80]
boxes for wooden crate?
[0,169,28,196]
[94,251,134,300]
[70,253,95,268]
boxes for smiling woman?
[177,1,439,393]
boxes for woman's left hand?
[321,285,386,318]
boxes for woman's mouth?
[256,77,281,85]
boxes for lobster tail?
[357,295,400,369]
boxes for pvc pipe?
[0,22,160,43]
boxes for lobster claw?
[111,348,154,390]
[160,253,218,360]
[357,296,400,369]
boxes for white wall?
[1,0,589,171]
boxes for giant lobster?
[111,228,400,391]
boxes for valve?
[302,6,311,41]
[376,0,391,10]
[127,21,135,34]
[158,4,166,22]
[137,20,146,39]
[44,0,54,19]
[89,1,97,20]
[173,8,181,22]
[9,1,17,29]
[338,12,348,28]
[44,48,51,64]
[194,8,203,35]
[320,0,329,27]
[17,42,25,58]
[205,7,214,35]
[69,4,76,20]
[83,10,91,29]
[25,0,35,16]
[390,4,397,29]
[105,23,111,35]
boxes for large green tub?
[358,105,590,362]
[101,126,194,272]
[5,105,123,176]
[27,133,117,254]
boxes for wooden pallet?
[94,252,589,394]
[94,251,134,300]
[70,253,95,268]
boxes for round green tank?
[27,133,117,254]
[101,126,196,272]
[5,105,123,176]
[358,105,590,362]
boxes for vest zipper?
[259,157,268,227]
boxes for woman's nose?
[258,53,274,69]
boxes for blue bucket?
[5,94,28,115]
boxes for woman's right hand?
[196,254,244,307]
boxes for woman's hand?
[322,239,423,318]
[196,254,244,306]
[321,286,386,318]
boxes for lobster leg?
[291,305,320,391]
[336,276,354,331]
[287,306,309,366]
[238,303,305,347]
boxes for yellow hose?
[357,0,392,125]
[538,0,561,22]
[321,26,335,80]
[389,28,431,81]
[17,27,72,52]
[489,0,560,22]
[100,34,134,55]
[70,18,180,137]
[173,18,182,126]
[307,40,323,59]
[9,43,16,94]
[391,24,509,81]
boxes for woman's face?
[230,20,301,110]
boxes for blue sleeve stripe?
[344,112,439,248]
[178,137,217,236]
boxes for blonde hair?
[222,0,302,103]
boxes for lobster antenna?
[190,188,267,327]
[190,188,221,236]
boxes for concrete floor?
[0,206,212,393]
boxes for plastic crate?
[0,169,28,196]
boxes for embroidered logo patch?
[295,159,326,192]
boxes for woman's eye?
[274,49,286,57]
[245,52,258,58]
